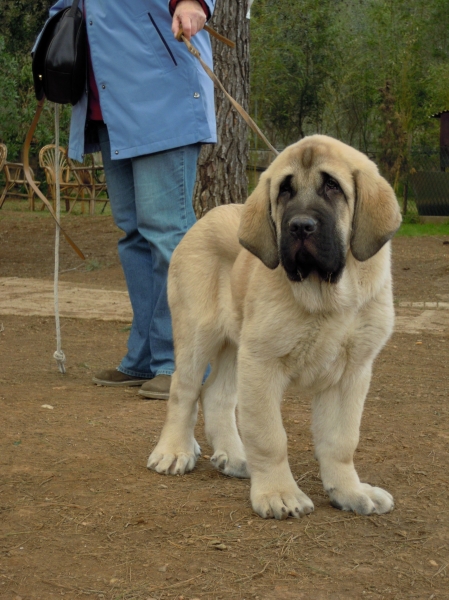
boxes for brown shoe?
[138,375,171,400]
[92,369,149,387]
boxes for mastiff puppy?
[148,135,402,520]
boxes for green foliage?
[0,33,70,161]
[1,0,449,188]
[250,0,449,185]
[0,37,20,156]
[250,0,336,147]
[0,0,53,54]
[377,80,407,188]
[0,3,70,161]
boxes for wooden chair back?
[38,144,72,186]
[0,143,40,209]
[66,151,108,215]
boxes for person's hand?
[172,0,207,41]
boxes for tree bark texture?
[193,0,250,218]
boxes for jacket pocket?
[146,11,178,71]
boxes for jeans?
[98,123,200,378]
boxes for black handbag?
[32,0,87,105]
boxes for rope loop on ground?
[53,349,66,373]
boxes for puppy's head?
[238,135,402,282]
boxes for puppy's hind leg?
[202,342,250,479]
[147,333,211,476]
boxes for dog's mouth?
[280,231,345,284]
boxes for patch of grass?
[69,200,112,216]
[84,258,102,271]
[401,212,421,225]
[397,221,449,237]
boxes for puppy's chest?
[281,316,352,391]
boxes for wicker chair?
[0,143,40,209]
[65,151,108,215]
[38,144,80,211]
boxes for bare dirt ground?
[0,208,448,600]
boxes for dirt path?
[1,276,449,334]
[0,277,132,321]
[0,210,448,599]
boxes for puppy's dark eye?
[278,175,294,202]
[324,174,342,194]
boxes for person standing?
[40,0,216,399]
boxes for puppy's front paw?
[251,482,314,520]
[328,483,394,515]
[147,439,201,475]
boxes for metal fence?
[403,150,449,218]
[350,149,449,218]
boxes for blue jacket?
[41,0,217,161]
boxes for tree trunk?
[193,0,250,218]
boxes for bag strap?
[23,98,86,260]
[68,0,81,17]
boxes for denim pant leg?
[98,124,199,377]
[98,126,154,378]
[131,145,199,376]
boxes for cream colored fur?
[148,135,401,520]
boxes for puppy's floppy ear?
[351,169,402,261]
[238,175,279,269]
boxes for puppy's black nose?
[288,216,317,239]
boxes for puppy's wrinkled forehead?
[298,140,337,171]
[267,137,359,200]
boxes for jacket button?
[115,151,119,155]
[102,85,106,89]
[193,92,200,98]
[89,20,93,25]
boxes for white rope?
[53,104,66,374]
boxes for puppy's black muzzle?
[280,208,345,284]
